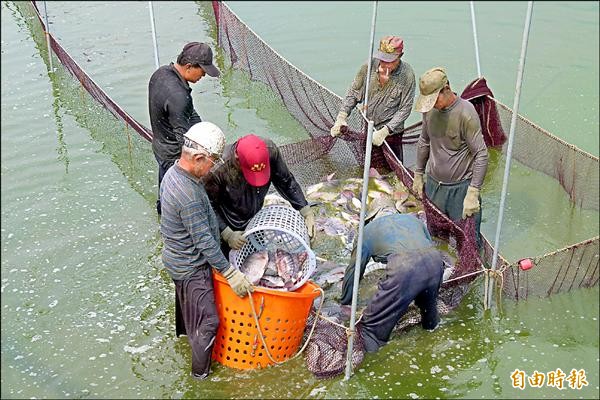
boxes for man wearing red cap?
[203,134,315,254]
[330,35,416,163]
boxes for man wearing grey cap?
[148,42,220,215]
[330,36,416,163]
[412,67,488,248]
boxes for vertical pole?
[345,0,378,381]
[469,1,482,77]
[42,1,53,73]
[487,1,534,308]
[148,1,160,69]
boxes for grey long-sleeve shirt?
[160,161,229,281]
[415,96,488,189]
[341,59,415,134]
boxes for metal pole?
[148,1,160,69]
[345,0,378,381]
[469,1,482,77]
[42,1,53,73]
[487,1,534,308]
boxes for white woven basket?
[230,205,316,291]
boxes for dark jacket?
[148,63,201,162]
[203,137,308,232]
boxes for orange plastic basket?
[212,271,321,370]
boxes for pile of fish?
[239,248,308,290]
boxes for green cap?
[415,67,448,113]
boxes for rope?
[247,286,325,365]
[483,263,508,310]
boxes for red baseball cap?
[236,134,271,187]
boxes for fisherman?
[149,42,220,215]
[340,196,435,305]
[159,121,253,380]
[330,35,416,162]
[203,134,316,256]
[411,67,488,248]
[307,198,444,360]
[356,248,444,352]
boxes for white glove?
[462,186,480,219]
[299,205,316,239]
[222,266,253,297]
[221,227,247,250]
[330,111,348,137]
[372,125,390,146]
[412,172,424,199]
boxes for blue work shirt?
[340,213,434,305]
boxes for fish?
[371,177,394,195]
[275,249,307,283]
[316,217,347,236]
[314,265,346,287]
[240,250,269,284]
[263,252,279,276]
[369,167,383,179]
[259,275,285,288]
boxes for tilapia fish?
[240,250,269,284]
[276,248,308,283]
[250,249,309,290]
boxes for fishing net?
[21,0,597,309]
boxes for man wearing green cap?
[412,67,488,247]
[330,36,415,163]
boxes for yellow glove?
[221,227,247,250]
[412,172,424,199]
[330,111,348,137]
[222,266,253,297]
[372,125,390,147]
[462,186,480,219]
[299,205,316,239]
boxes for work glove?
[462,186,481,219]
[299,205,316,239]
[330,111,348,137]
[412,172,424,199]
[372,125,390,147]
[221,227,247,250]
[222,266,253,297]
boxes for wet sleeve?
[386,70,416,134]
[415,116,431,174]
[180,200,229,272]
[270,146,308,210]
[462,108,488,189]
[341,64,368,115]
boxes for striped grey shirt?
[160,161,229,280]
[341,59,416,134]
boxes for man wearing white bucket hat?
[159,121,253,380]
[412,67,488,247]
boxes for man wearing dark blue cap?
[149,42,220,215]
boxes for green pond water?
[1,1,598,398]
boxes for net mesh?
[21,0,598,309]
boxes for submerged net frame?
[22,0,598,302]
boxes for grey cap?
[180,42,220,77]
